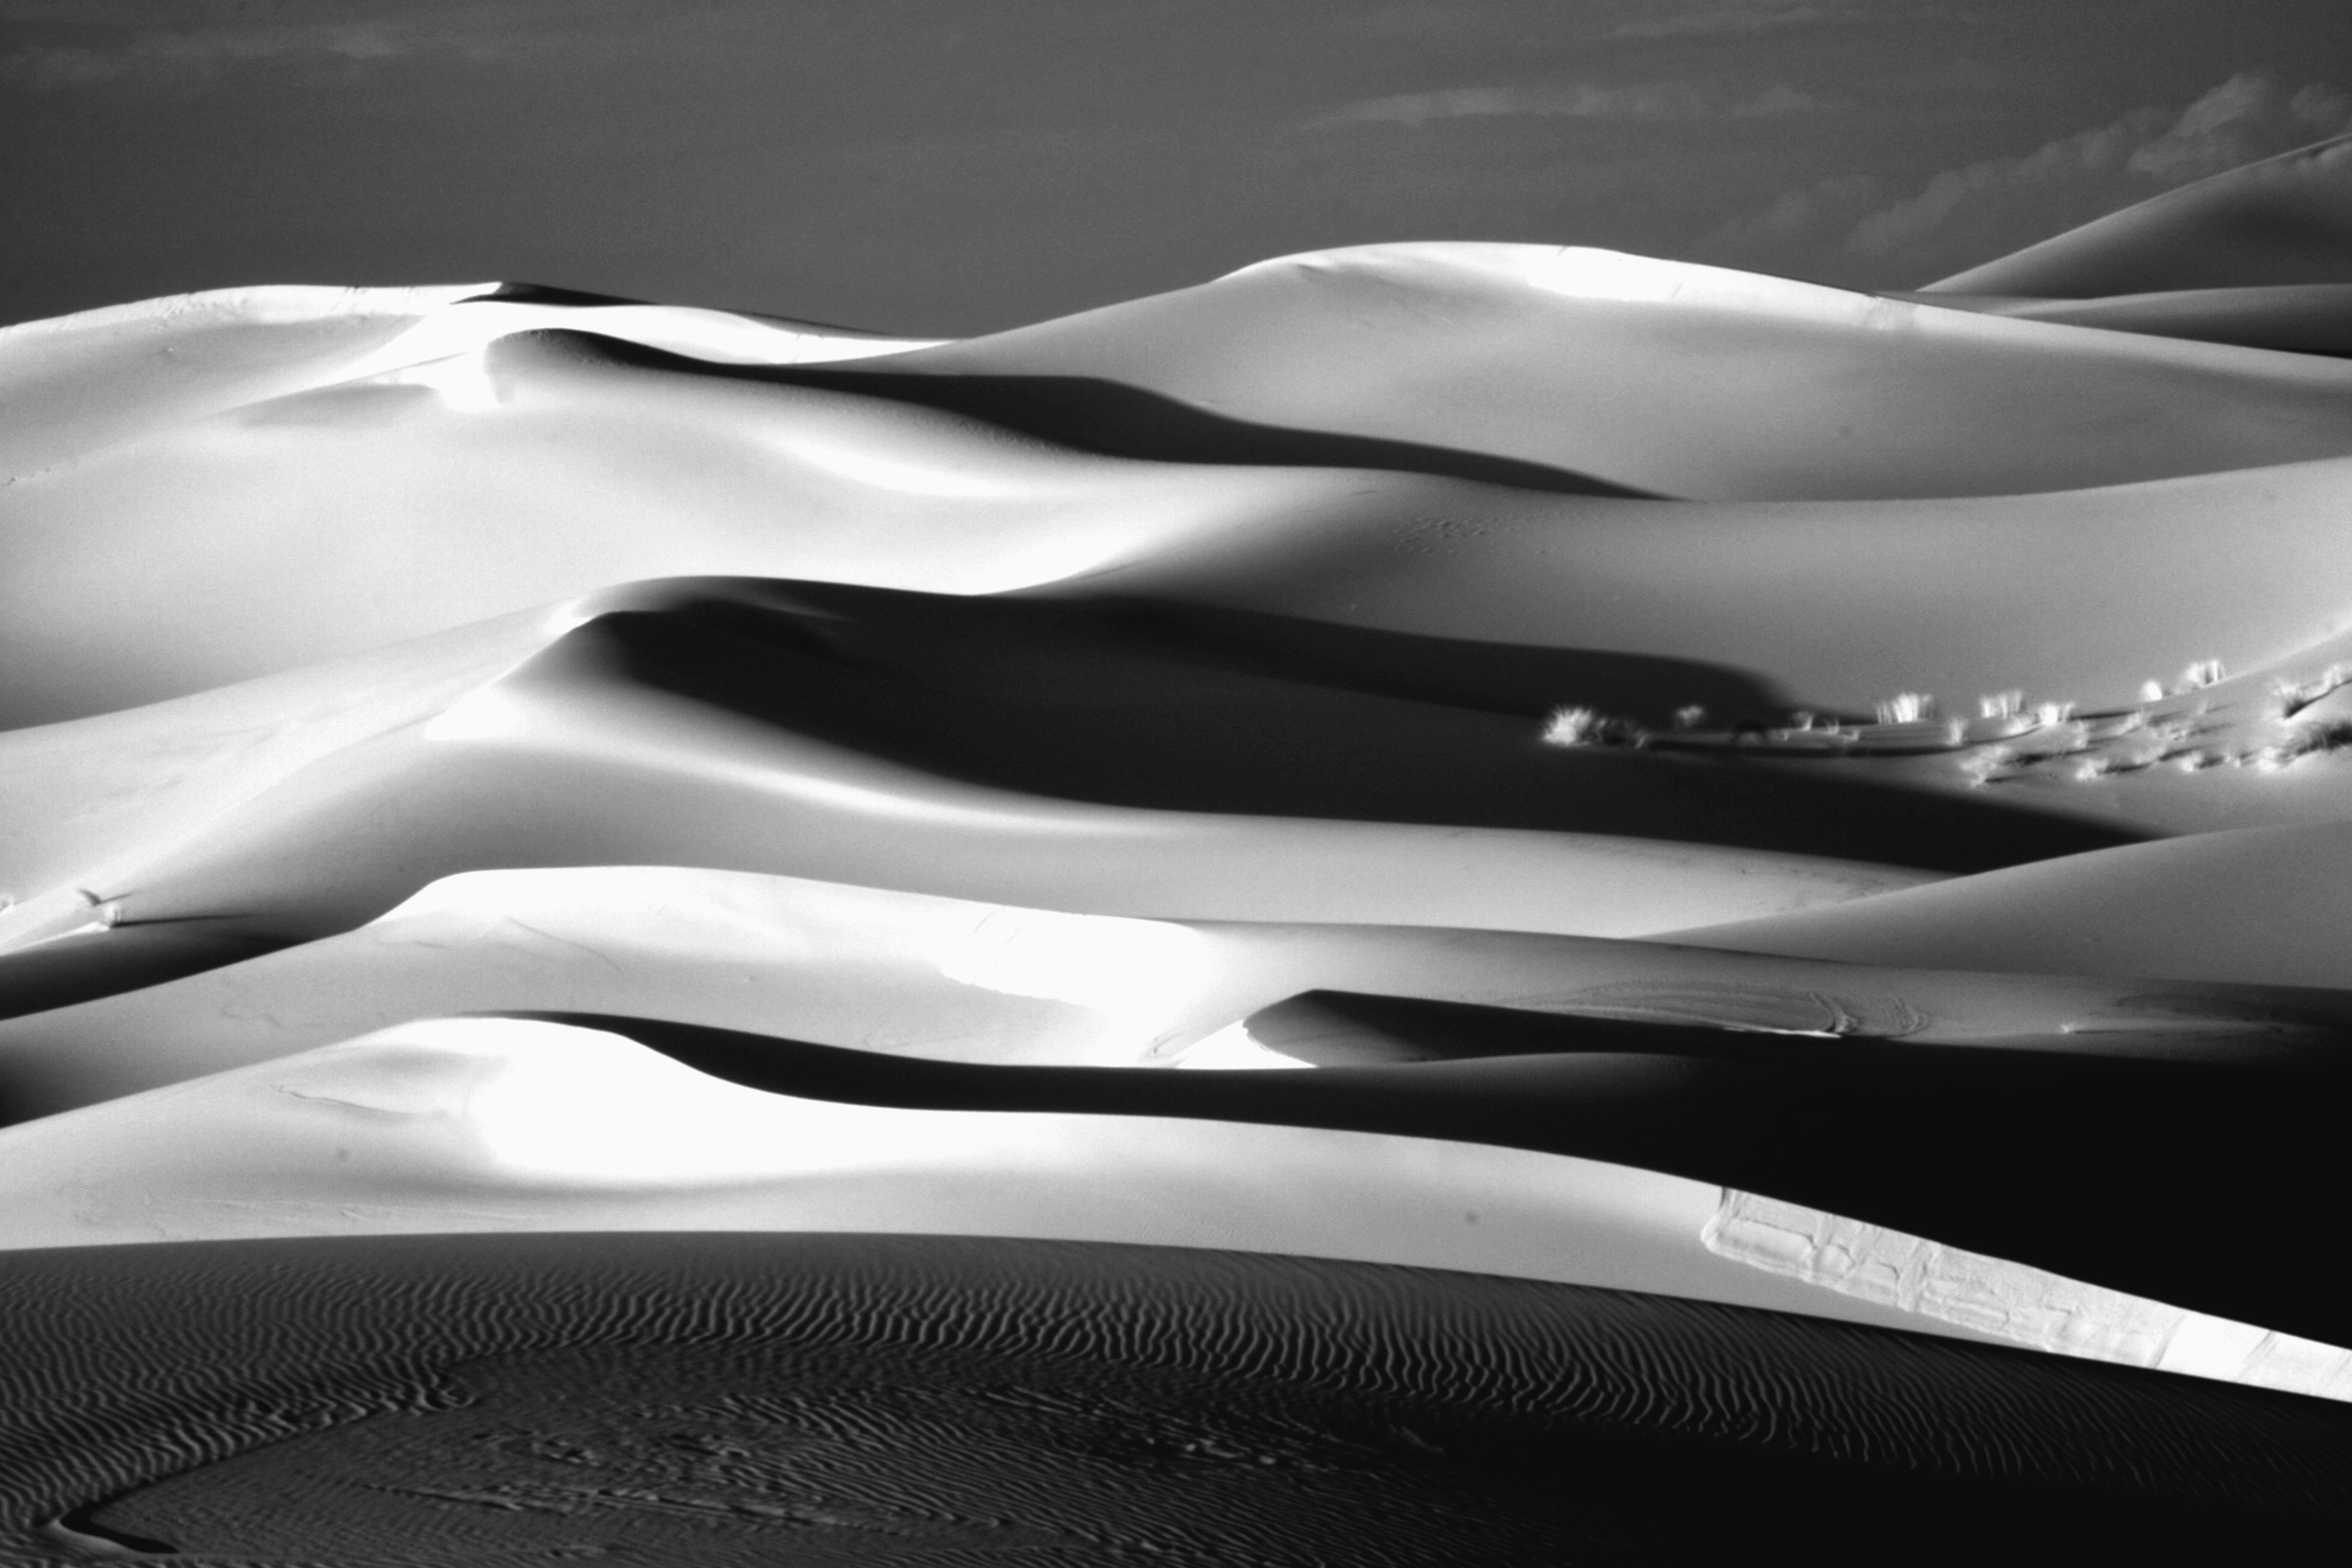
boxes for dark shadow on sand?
[580,582,2144,874]
[0,922,295,1025]
[528,330,1665,498]
[7,1232,2352,1562]
[548,1008,2352,1351]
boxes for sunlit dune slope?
[11,287,2352,733]
[1906,282,2352,356]
[1927,132,2352,298]
[0,1015,1915,1335]
[592,1010,2352,1354]
[6,1012,2348,1395]
[0,581,1934,975]
[0,283,940,492]
[811,242,2352,500]
[0,327,1262,726]
[15,863,2349,1125]
[1670,818,2352,990]
[1080,453,2352,726]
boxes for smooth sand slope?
[1906,282,2352,355]
[8,288,2352,736]
[1927,131,2352,297]
[14,862,2352,1119]
[0,579,1941,981]
[805,242,2352,501]
[1672,818,2352,989]
[8,1011,2349,1400]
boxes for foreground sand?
[3,132,2351,1553]
[10,1233,2351,1563]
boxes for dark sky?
[5,0,2350,334]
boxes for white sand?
[1666,821,2352,989]
[3,1014,2340,1401]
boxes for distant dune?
[1926,132,2352,298]
[4,142,2352,1554]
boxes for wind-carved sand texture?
[1703,1191,2352,1397]
[6,133,2352,1555]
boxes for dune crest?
[1926,131,2352,298]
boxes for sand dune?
[17,862,2352,1126]
[0,581,1932,981]
[10,312,2352,736]
[812,242,2352,500]
[5,138,2352,1546]
[1906,282,2352,355]
[1927,131,2352,298]
[11,1011,2351,1399]
[1670,818,2352,989]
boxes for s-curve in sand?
[5,133,2352,1557]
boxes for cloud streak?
[1705,73,2352,283]
[1611,5,1846,40]
[1309,79,1820,130]
[0,2,624,89]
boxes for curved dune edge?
[1704,1191,2352,1399]
[834,240,2352,501]
[0,590,1941,961]
[0,1014,2342,1402]
[1926,131,2352,298]
[1901,282,2352,356]
[1662,820,2352,988]
[11,290,2352,731]
[10,863,2352,1125]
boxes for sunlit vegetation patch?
[1540,649,2352,790]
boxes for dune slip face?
[7,131,2352,1553]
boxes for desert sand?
[5,132,2352,1557]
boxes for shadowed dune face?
[10,1235,2351,1563]
[830,244,2352,500]
[537,1011,2352,1349]
[8,140,2352,1545]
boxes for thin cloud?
[1309,79,1820,131]
[1704,73,2352,282]
[0,3,623,89]
[5,26,406,89]
[1846,74,2352,260]
[1612,6,1843,40]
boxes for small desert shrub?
[2272,717,2352,764]
[1958,746,2018,787]
[1673,705,1708,729]
[2274,663,2351,719]
[2174,658,2225,693]
[1978,690,2025,720]
[1873,691,1936,723]
[1543,706,1600,746]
